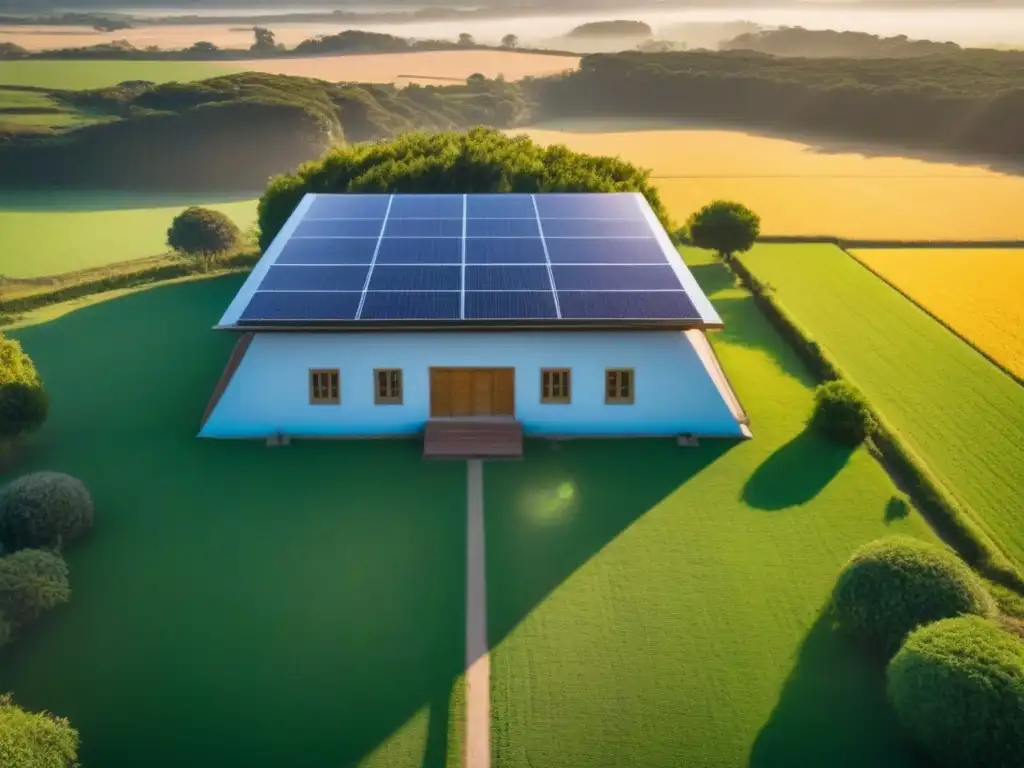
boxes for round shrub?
[0,549,70,629]
[685,199,760,258]
[167,206,241,256]
[831,536,995,657]
[0,336,47,443]
[0,472,93,552]
[888,615,1024,768]
[809,380,877,446]
[0,693,80,768]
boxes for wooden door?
[430,368,515,417]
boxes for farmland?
[740,243,1024,570]
[0,60,241,89]
[0,253,934,766]
[0,192,258,277]
[850,249,1024,380]
[518,120,1024,239]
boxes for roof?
[216,192,723,332]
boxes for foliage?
[685,200,760,257]
[258,127,670,248]
[502,34,519,49]
[567,20,653,38]
[0,549,70,629]
[250,27,277,54]
[292,30,410,56]
[831,536,995,657]
[0,472,94,552]
[0,336,47,443]
[721,27,962,58]
[458,33,475,46]
[0,43,28,61]
[0,694,79,768]
[809,379,876,446]
[887,615,1024,768]
[0,615,8,648]
[167,206,241,260]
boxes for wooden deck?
[423,418,524,460]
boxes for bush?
[0,472,93,552]
[167,206,241,259]
[684,200,760,258]
[0,337,48,444]
[0,693,79,768]
[258,127,672,248]
[832,536,995,657]
[809,379,877,446]
[887,615,1024,768]
[0,615,9,649]
[0,549,70,630]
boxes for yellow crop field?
[517,120,1024,239]
[852,248,1024,379]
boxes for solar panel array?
[226,193,717,326]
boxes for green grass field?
[0,277,464,768]
[485,248,933,767]
[740,244,1024,571]
[0,254,938,767]
[0,60,239,90]
[0,192,259,277]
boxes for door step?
[423,419,523,460]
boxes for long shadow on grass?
[750,612,932,768]
[0,278,464,768]
[688,260,736,298]
[484,437,736,653]
[743,428,854,510]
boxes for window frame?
[309,368,340,405]
[605,367,635,405]
[540,368,572,404]
[374,368,404,405]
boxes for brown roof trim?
[200,332,254,430]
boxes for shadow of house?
[750,612,932,768]
[743,428,854,510]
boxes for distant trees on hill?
[721,27,962,58]
[567,20,653,38]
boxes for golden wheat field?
[517,120,1024,239]
[0,24,339,50]
[851,248,1024,378]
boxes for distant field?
[0,193,258,277]
[851,248,1024,380]
[741,243,1024,570]
[0,60,241,89]
[518,120,1024,239]
[235,50,579,85]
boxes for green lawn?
[0,277,465,768]
[0,192,259,277]
[740,244,1024,570]
[0,60,239,90]
[486,249,933,768]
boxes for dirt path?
[465,459,490,768]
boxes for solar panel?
[220,192,721,328]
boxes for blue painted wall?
[200,331,744,438]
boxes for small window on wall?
[541,369,571,404]
[605,368,634,404]
[375,369,403,405]
[310,369,340,405]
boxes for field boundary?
[840,248,1024,388]
[756,236,1024,248]
[722,250,1024,595]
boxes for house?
[199,192,751,457]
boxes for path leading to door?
[465,459,490,768]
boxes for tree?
[0,336,47,448]
[501,34,519,49]
[167,207,241,268]
[809,379,876,446]
[189,41,219,54]
[831,536,995,657]
[0,694,79,768]
[258,127,672,250]
[685,200,760,258]
[0,549,70,630]
[458,33,475,47]
[0,472,94,552]
[251,26,277,54]
[887,616,1024,768]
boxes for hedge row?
[0,250,259,318]
[723,251,1024,594]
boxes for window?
[309,369,340,404]
[605,368,634,404]
[541,368,571,404]
[375,368,403,405]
